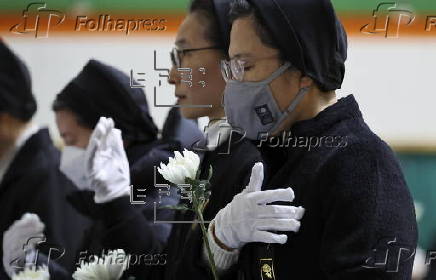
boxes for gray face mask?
[223,62,309,140]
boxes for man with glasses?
[204,0,418,279]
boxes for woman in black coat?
[51,59,183,277]
[207,0,418,279]
[0,41,90,279]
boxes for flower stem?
[196,207,219,280]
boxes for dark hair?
[189,0,224,48]
[229,0,279,51]
[51,98,68,112]
[52,98,92,129]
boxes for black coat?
[66,139,181,278]
[148,134,263,280]
[237,95,418,280]
[0,128,91,279]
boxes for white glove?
[85,117,131,203]
[2,213,45,277]
[214,162,305,250]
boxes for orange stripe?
[339,15,436,38]
[1,14,435,38]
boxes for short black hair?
[189,0,224,48]
[229,0,279,50]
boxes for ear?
[299,76,314,89]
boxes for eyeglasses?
[220,59,245,82]
[220,55,281,82]
[170,46,221,69]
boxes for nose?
[168,66,179,85]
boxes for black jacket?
[238,95,418,280]
[148,134,262,280]
[0,128,91,279]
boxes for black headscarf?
[213,0,233,50]
[0,39,37,121]
[55,59,158,143]
[248,0,348,91]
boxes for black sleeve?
[319,143,418,279]
[16,168,90,273]
[169,225,241,280]
[99,188,178,253]
[37,253,73,280]
[97,186,179,278]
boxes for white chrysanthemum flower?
[72,249,128,280]
[12,265,49,280]
[157,149,200,184]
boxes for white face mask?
[60,146,90,190]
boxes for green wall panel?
[397,153,436,249]
[1,0,435,13]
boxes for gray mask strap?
[285,87,310,114]
[268,86,310,136]
[262,62,292,84]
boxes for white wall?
[3,36,436,146]
[341,38,436,147]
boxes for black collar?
[290,94,361,138]
[256,94,362,168]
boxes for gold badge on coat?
[260,258,275,280]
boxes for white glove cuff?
[203,220,239,274]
